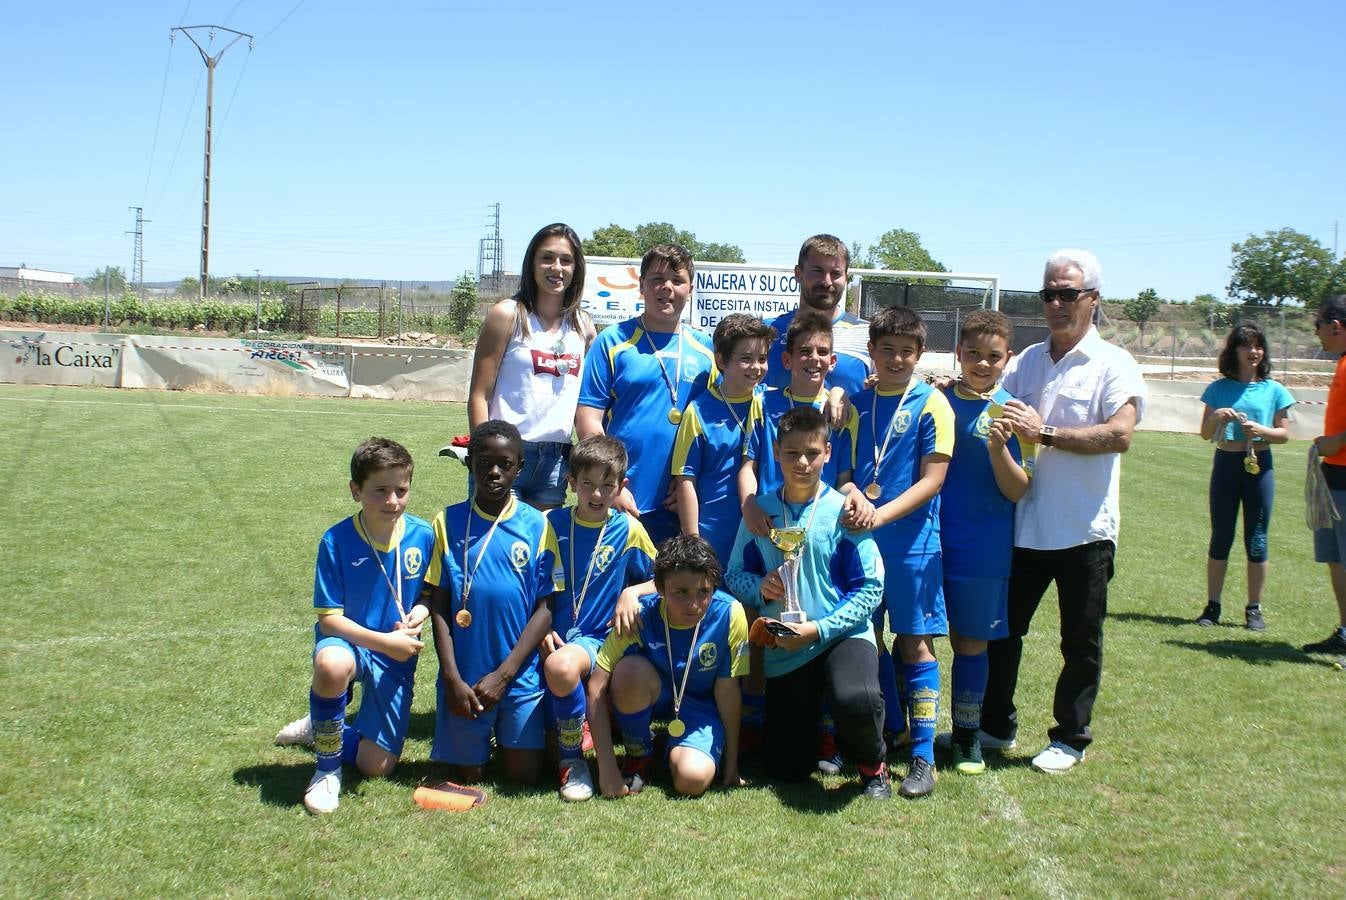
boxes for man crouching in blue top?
[726,407,890,799]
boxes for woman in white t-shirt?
[468,223,596,509]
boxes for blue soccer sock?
[904,660,940,763]
[741,688,765,728]
[613,705,654,759]
[340,724,361,765]
[310,689,346,775]
[951,651,989,737]
[552,682,588,762]
[877,647,906,736]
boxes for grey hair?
[1044,248,1103,291]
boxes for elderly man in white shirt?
[975,249,1147,774]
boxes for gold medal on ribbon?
[455,609,473,628]
[667,718,686,738]
[668,408,682,425]
[865,482,882,500]
[1244,456,1260,475]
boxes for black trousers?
[981,541,1115,752]
[764,637,885,781]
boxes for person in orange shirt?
[1305,293,1346,656]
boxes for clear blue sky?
[3,0,1342,300]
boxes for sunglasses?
[1039,287,1095,304]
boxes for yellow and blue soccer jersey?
[939,384,1024,579]
[746,387,858,496]
[313,513,437,675]
[578,318,716,516]
[853,380,955,556]
[596,591,749,701]
[766,308,873,395]
[427,499,560,696]
[725,486,884,677]
[671,385,763,568]
[545,507,657,642]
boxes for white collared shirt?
[1003,326,1147,550]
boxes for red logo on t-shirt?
[531,350,580,378]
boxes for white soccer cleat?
[558,760,595,802]
[275,714,314,747]
[1031,742,1083,774]
[304,769,342,814]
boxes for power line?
[150,63,204,217]
[212,43,253,152]
[141,32,177,204]
[255,0,308,45]
[221,0,245,27]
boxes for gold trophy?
[768,525,808,625]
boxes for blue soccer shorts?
[313,635,414,756]
[430,682,545,766]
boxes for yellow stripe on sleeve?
[670,404,704,476]
[924,388,957,458]
[727,601,750,677]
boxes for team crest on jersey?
[697,641,717,669]
[592,545,616,573]
[510,541,531,571]
[403,546,423,576]
[892,409,913,435]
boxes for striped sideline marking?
[8,337,459,361]
[978,774,1072,899]
[0,395,451,419]
[1149,391,1326,406]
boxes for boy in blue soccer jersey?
[737,310,862,770]
[726,407,890,798]
[740,310,861,533]
[426,420,561,786]
[576,244,717,547]
[671,313,774,570]
[936,310,1030,775]
[300,437,438,815]
[589,535,749,798]
[845,305,954,798]
[541,435,657,802]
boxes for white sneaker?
[935,729,1016,752]
[1031,741,1083,774]
[275,714,314,747]
[304,769,341,814]
[558,760,595,802]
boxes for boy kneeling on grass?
[302,437,438,815]
[426,420,561,786]
[542,435,657,802]
[726,407,890,799]
[589,535,749,798]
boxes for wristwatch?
[1040,425,1057,447]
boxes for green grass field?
[1,383,1342,898]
